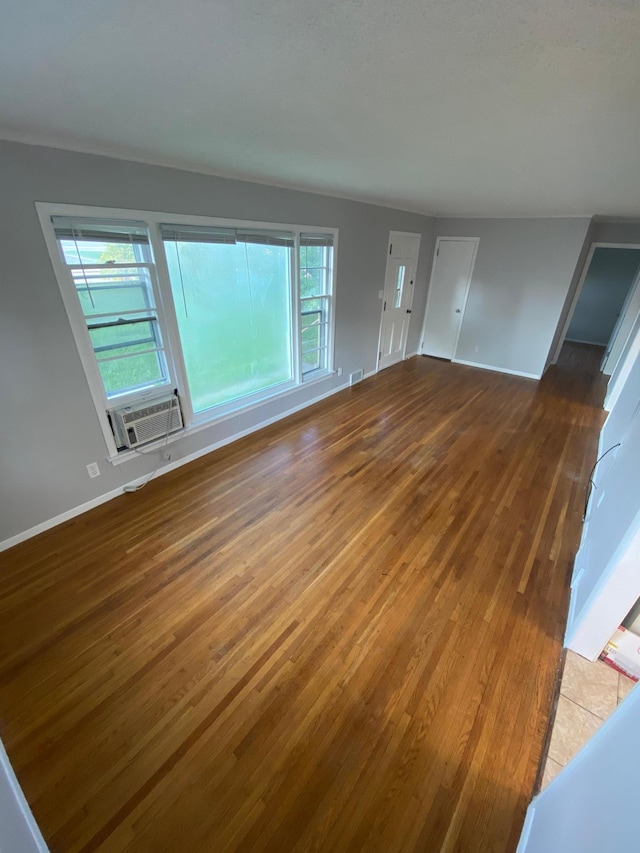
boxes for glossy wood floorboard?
[0,343,606,853]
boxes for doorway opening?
[555,244,640,378]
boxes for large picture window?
[161,225,295,413]
[41,206,337,455]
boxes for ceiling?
[2,0,640,217]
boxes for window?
[161,225,295,413]
[42,206,337,455]
[299,233,334,375]
[394,265,406,309]
[52,217,171,400]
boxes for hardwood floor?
[0,344,607,852]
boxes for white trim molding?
[35,201,339,459]
[0,740,49,852]
[0,371,377,553]
[452,358,540,380]
[552,242,640,365]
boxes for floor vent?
[350,369,364,386]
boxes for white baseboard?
[452,358,541,380]
[405,351,419,359]
[0,740,49,852]
[0,486,127,553]
[0,374,371,553]
[566,337,607,346]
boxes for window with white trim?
[300,233,334,376]
[43,207,337,453]
[53,217,173,401]
[161,224,296,414]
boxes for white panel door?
[421,238,478,360]
[516,683,639,853]
[378,232,421,371]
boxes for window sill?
[107,368,336,465]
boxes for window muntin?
[43,207,337,454]
[162,225,295,414]
[53,217,170,401]
[299,234,334,376]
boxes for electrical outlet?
[337,367,343,377]
[86,462,100,479]
[474,345,479,353]
[378,290,384,299]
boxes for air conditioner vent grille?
[112,394,184,449]
[122,399,174,423]
[133,409,182,443]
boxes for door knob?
[406,309,412,314]
[455,309,461,313]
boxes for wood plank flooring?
[0,344,607,852]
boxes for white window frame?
[299,240,335,378]
[37,202,338,460]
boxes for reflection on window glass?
[164,236,293,413]
[394,265,406,309]
[299,235,333,376]
[54,218,168,399]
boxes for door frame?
[376,231,421,373]
[419,236,479,360]
[551,242,640,366]
[601,265,640,375]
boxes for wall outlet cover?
[86,462,100,479]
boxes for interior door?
[378,232,421,371]
[516,682,639,853]
[421,238,478,360]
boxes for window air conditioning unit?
[111,393,183,449]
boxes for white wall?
[0,141,436,546]
[603,314,640,437]
[565,323,640,659]
[0,741,48,853]
[432,217,591,377]
[517,683,640,853]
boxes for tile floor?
[540,650,636,789]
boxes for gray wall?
[433,217,591,377]
[591,220,640,245]
[545,220,595,370]
[0,143,597,545]
[0,141,436,544]
[567,248,640,345]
